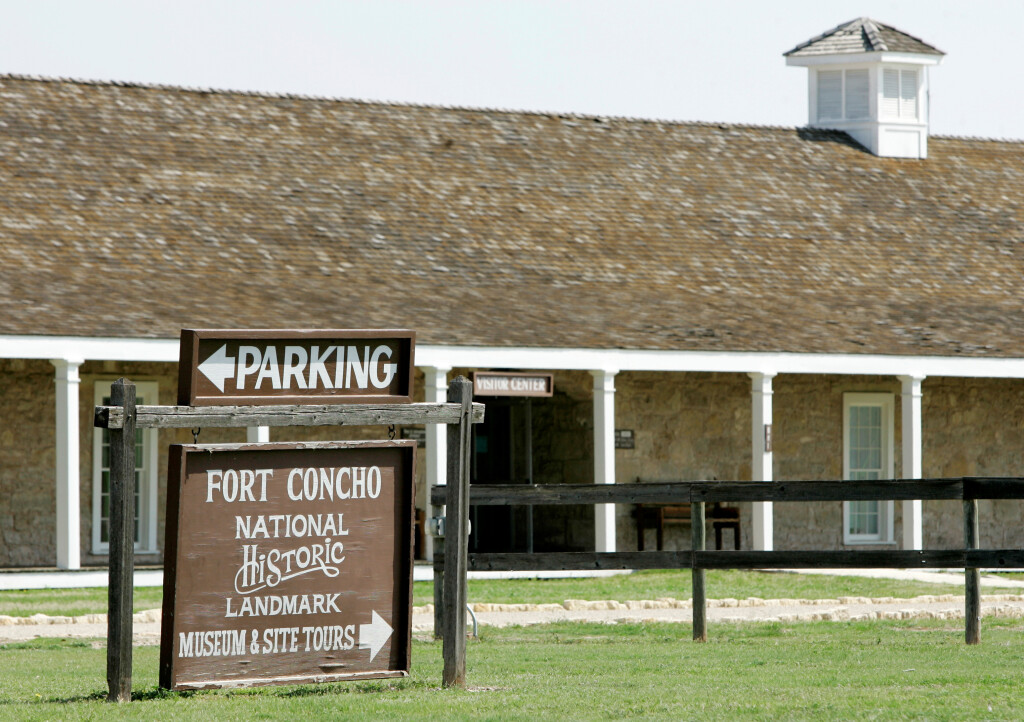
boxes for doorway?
[470,397,536,553]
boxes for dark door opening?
[470,397,535,553]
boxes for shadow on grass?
[278,678,431,697]
[18,687,197,705]
[29,678,434,704]
[0,638,91,651]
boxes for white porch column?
[899,375,925,550]
[749,372,776,551]
[246,426,270,443]
[424,366,451,561]
[52,358,83,570]
[591,369,618,553]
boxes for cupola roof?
[784,17,944,59]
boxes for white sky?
[0,0,1020,139]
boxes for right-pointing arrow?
[358,610,393,662]
[198,343,235,393]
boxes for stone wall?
[771,375,1024,551]
[921,377,1024,549]
[4,361,1023,567]
[770,375,902,551]
[614,371,750,551]
[0,361,430,568]
[0,360,56,566]
[609,373,1024,553]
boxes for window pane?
[846,399,888,540]
[882,68,900,118]
[900,69,918,119]
[818,71,842,120]
[849,500,880,536]
[845,69,869,119]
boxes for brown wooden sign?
[471,371,553,397]
[159,440,416,690]
[178,329,415,406]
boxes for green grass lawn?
[0,586,164,617]
[0,571,969,619]
[415,569,969,607]
[1,618,1022,720]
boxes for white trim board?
[416,345,1024,379]
[4,335,1024,379]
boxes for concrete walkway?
[774,567,1024,589]
[2,566,1024,644]
[5,590,1024,645]
[0,568,163,591]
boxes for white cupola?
[784,18,944,159]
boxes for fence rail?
[441,549,1024,572]
[429,478,1024,507]
[432,477,1024,653]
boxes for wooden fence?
[431,477,1024,673]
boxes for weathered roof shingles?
[784,17,944,58]
[0,76,1021,357]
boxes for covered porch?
[5,336,1024,568]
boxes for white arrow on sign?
[358,610,393,662]
[198,344,236,393]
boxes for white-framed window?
[843,393,895,545]
[92,380,159,555]
[882,68,919,120]
[817,68,870,122]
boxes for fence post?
[963,498,981,645]
[433,534,445,641]
[691,500,707,642]
[442,377,472,687]
[107,378,136,702]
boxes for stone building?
[2,19,1023,569]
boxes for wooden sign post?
[95,330,483,701]
[160,441,416,689]
[107,379,136,703]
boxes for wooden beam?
[963,477,1024,500]
[965,500,981,645]
[95,402,485,430]
[965,549,1024,567]
[690,480,965,503]
[442,377,473,689]
[106,379,136,703]
[431,482,693,507]
[439,551,694,572]
[430,478,974,507]
[692,550,967,569]
[691,501,707,642]
[449,548,1024,573]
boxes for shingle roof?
[785,18,944,58]
[1,75,1021,358]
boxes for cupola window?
[817,68,870,122]
[882,68,918,120]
